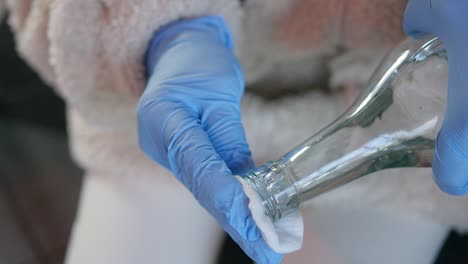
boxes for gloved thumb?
[203,104,255,175]
[432,43,468,195]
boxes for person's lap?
[284,206,449,264]
[65,172,224,264]
[66,172,449,264]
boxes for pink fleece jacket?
[5,0,468,231]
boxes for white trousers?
[65,173,224,264]
[66,174,449,264]
[284,207,449,264]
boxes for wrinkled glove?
[137,16,282,264]
[404,1,468,195]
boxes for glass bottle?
[241,36,448,221]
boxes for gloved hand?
[137,16,282,264]
[404,1,468,195]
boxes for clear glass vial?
[241,36,447,221]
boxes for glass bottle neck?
[242,126,435,221]
[242,161,299,221]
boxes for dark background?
[0,15,81,263]
[0,14,466,264]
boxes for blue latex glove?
[137,16,282,264]
[404,1,468,195]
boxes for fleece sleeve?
[5,0,243,126]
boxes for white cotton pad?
[237,177,304,254]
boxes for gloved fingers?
[202,104,255,175]
[240,239,283,264]
[403,0,433,37]
[139,98,259,238]
[138,101,279,262]
[167,124,281,261]
[166,120,284,263]
[139,99,258,239]
[137,98,179,169]
[432,48,468,195]
[163,113,261,240]
[226,223,283,264]
[195,174,281,263]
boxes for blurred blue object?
[404,0,468,195]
